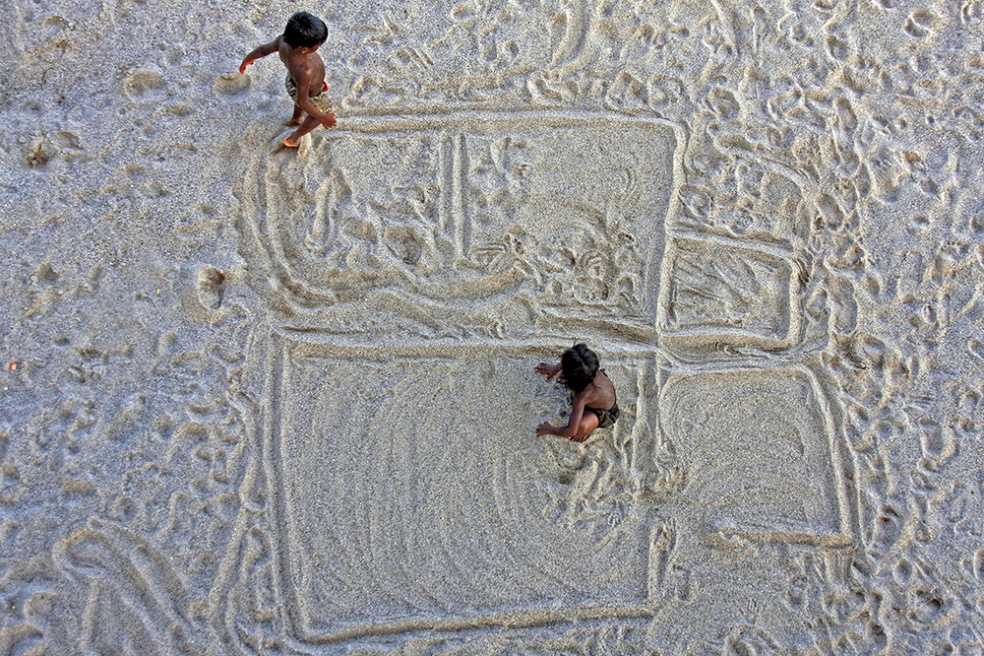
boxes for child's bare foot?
[284,115,320,148]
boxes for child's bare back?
[535,344,620,443]
[239,11,336,148]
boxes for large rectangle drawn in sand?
[252,113,677,335]
[269,335,653,641]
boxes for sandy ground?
[1,0,983,653]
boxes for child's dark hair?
[284,12,328,48]
[560,344,599,393]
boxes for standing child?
[535,344,620,442]
[239,11,337,148]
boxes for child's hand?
[321,113,337,129]
[239,59,255,74]
[535,362,559,380]
[536,422,554,437]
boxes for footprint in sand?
[196,267,226,310]
[213,73,250,97]
[968,339,984,365]
[973,548,984,581]
[32,262,59,284]
[903,10,935,38]
[25,140,57,168]
[123,70,167,101]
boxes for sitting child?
[535,344,620,442]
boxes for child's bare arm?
[292,67,336,128]
[298,95,336,128]
[240,37,281,73]
[536,395,587,440]
[534,361,561,380]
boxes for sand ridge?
[1,0,983,654]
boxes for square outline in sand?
[264,332,661,646]
[657,365,855,548]
[656,237,801,349]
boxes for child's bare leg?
[572,413,600,443]
[284,115,321,147]
[287,103,304,127]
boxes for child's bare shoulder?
[274,34,290,55]
[284,56,311,80]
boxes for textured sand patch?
[1,0,983,654]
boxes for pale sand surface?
[1,0,983,653]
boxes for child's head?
[560,344,599,393]
[284,12,328,49]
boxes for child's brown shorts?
[285,74,334,114]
